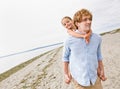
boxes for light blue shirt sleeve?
[97,37,103,61]
[62,40,70,62]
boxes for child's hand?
[84,34,90,44]
[64,74,72,84]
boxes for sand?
[0,29,120,89]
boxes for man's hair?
[73,9,92,29]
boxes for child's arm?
[84,30,92,40]
[84,30,92,44]
[67,30,85,38]
[67,29,92,44]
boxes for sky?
[0,0,97,56]
[0,0,120,56]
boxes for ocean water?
[90,0,120,33]
[0,0,120,74]
[0,43,63,73]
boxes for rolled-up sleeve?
[62,41,70,62]
[97,37,103,61]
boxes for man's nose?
[87,19,91,23]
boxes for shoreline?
[100,28,120,35]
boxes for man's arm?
[63,62,72,84]
[62,41,72,84]
[97,37,107,81]
[97,60,107,81]
[63,62,69,75]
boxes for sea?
[0,43,63,74]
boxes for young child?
[61,16,107,84]
[61,16,91,44]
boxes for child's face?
[62,18,73,30]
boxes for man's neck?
[78,29,90,34]
[78,29,89,34]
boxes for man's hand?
[64,73,72,84]
[99,69,107,81]
[97,66,107,81]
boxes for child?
[61,16,107,84]
[61,16,91,44]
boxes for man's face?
[62,18,74,30]
[77,15,92,32]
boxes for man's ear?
[75,22,79,27]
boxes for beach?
[0,29,120,89]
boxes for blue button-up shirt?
[62,31,103,86]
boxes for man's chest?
[69,37,100,53]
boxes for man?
[62,9,106,89]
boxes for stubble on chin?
[84,26,91,33]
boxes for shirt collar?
[75,30,86,35]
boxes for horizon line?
[0,42,63,58]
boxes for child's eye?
[63,23,66,26]
[66,21,70,23]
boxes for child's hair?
[73,9,92,29]
[61,16,72,24]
